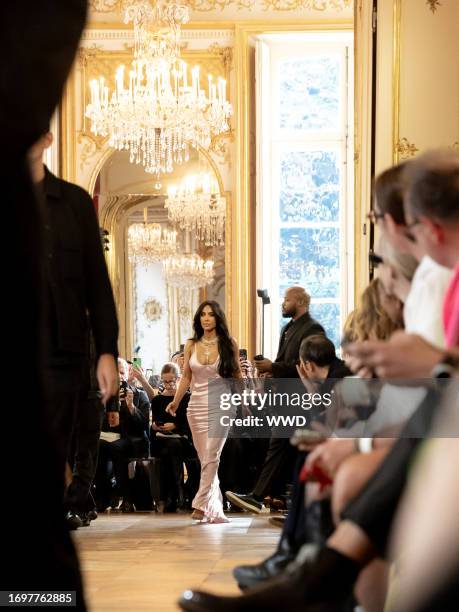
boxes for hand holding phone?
[290,428,325,449]
[119,380,128,400]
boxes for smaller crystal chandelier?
[163,253,214,290]
[165,174,225,246]
[128,209,177,265]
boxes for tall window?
[256,33,354,353]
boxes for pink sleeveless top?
[188,349,220,408]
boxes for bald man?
[226,286,325,513]
[255,286,324,378]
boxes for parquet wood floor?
[74,513,280,611]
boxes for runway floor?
[74,513,280,611]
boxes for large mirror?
[95,147,226,372]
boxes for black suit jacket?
[103,386,150,443]
[43,167,118,365]
[271,312,325,378]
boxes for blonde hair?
[345,278,401,342]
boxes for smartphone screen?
[239,348,248,360]
[133,356,142,368]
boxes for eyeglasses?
[403,219,421,242]
[369,252,384,267]
[162,380,176,386]
[405,219,420,230]
[366,210,385,224]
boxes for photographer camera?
[95,358,150,513]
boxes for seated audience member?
[343,278,402,346]
[177,151,459,612]
[233,335,351,590]
[95,357,150,512]
[150,363,198,512]
[129,362,158,400]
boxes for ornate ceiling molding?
[89,0,352,13]
[89,0,123,11]
[261,0,352,9]
[82,28,234,42]
[186,0,352,10]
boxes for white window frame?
[256,32,354,357]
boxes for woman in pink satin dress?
[167,301,241,523]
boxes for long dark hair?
[192,300,238,378]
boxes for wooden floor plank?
[74,513,280,611]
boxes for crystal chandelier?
[163,253,214,290]
[85,0,232,178]
[165,173,225,246]
[128,209,177,265]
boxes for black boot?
[178,547,360,612]
[233,536,297,590]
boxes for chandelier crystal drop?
[165,173,225,246]
[163,253,214,290]
[128,209,177,265]
[85,0,232,178]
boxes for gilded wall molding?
[261,0,352,10]
[207,43,234,72]
[426,1,441,13]
[392,0,401,164]
[82,28,234,41]
[210,129,235,166]
[77,133,106,170]
[89,0,123,11]
[395,138,419,159]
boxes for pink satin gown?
[187,349,229,523]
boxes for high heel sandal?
[191,508,205,520]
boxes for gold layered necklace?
[199,336,218,364]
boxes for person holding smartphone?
[95,358,150,512]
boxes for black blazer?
[102,386,150,442]
[271,312,325,378]
[43,168,118,364]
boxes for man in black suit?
[29,132,119,519]
[226,286,324,512]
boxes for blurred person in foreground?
[177,151,459,612]
[1,0,89,602]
